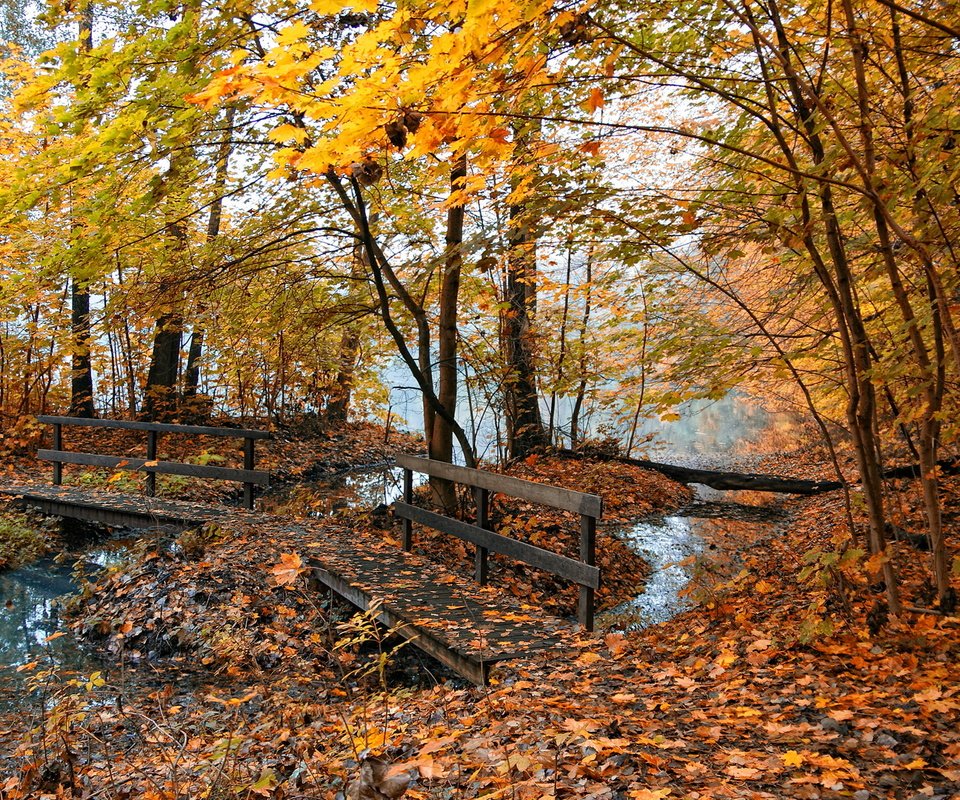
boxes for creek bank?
[57,454,692,676]
[5,464,959,799]
[581,450,960,495]
[602,486,790,629]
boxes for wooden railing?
[394,454,603,630]
[38,416,271,510]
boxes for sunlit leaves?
[270,552,306,586]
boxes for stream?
[601,395,801,629]
[600,487,788,629]
[0,395,803,703]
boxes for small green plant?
[334,599,412,693]
[157,473,192,494]
[795,546,862,641]
[0,510,50,569]
[188,450,227,466]
[69,468,141,492]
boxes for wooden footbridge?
[1,417,603,685]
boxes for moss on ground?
[0,510,50,570]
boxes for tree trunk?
[144,307,183,421]
[569,251,593,446]
[325,330,360,425]
[428,155,467,508]
[69,3,96,418]
[324,222,368,427]
[184,106,235,403]
[69,277,96,417]
[183,330,204,400]
[503,197,547,459]
[547,241,574,443]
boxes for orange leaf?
[605,633,629,658]
[270,552,305,586]
[583,87,605,113]
[489,127,511,144]
[724,766,762,780]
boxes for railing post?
[243,436,255,510]
[145,430,158,497]
[578,513,596,631]
[402,467,413,551]
[52,422,63,486]
[475,487,490,584]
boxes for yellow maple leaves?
[268,123,311,146]
[782,749,804,767]
[186,0,604,204]
[310,0,378,13]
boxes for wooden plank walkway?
[0,484,569,684]
[1,485,230,529]
[292,521,566,684]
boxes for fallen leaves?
[3,434,960,800]
[269,552,305,587]
[782,750,804,767]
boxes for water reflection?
[0,559,100,711]
[261,467,412,517]
[603,487,786,630]
[604,516,707,627]
[631,394,806,469]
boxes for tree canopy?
[0,0,959,603]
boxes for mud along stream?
[0,396,803,705]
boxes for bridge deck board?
[2,485,231,528]
[0,484,569,684]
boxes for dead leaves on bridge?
[2,458,960,799]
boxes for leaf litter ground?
[1,430,958,800]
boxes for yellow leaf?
[277,21,310,47]
[715,650,737,668]
[269,124,310,145]
[782,750,804,767]
[310,0,348,12]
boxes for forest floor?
[0,422,959,799]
